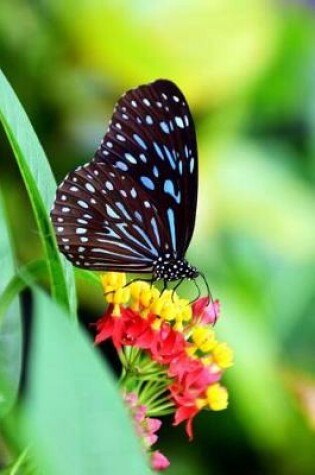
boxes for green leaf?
[74,268,102,287]
[0,191,22,417]
[0,69,76,317]
[0,260,47,326]
[23,289,150,475]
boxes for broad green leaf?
[0,190,22,417]
[24,289,150,475]
[0,69,76,317]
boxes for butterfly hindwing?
[51,159,167,271]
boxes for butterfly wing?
[51,79,198,271]
[51,159,163,271]
[97,79,198,256]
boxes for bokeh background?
[1,1,315,474]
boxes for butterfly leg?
[171,278,184,301]
[197,272,218,324]
[161,279,168,294]
[190,277,201,304]
[104,277,153,299]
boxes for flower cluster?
[95,273,233,471]
[124,392,170,471]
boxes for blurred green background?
[1,1,315,474]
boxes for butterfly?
[51,79,206,289]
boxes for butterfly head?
[153,255,199,282]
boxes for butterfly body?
[153,256,198,282]
[51,79,200,284]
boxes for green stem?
[147,407,175,417]
[123,346,141,369]
[145,387,169,407]
[138,379,170,406]
[138,359,159,372]
[138,380,162,403]
[8,446,29,475]
[147,395,172,410]
[118,349,128,367]
[118,368,127,385]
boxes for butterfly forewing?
[97,80,198,256]
[51,79,198,272]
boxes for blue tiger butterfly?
[51,79,206,289]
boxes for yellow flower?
[101,272,126,291]
[206,383,228,410]
[212,343,234,369]
[101,272,130,316]
[197,383,228,411]
[129,281,159,312]
[192,326,217,353]
[151,291,177,321]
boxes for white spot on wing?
[85,183,95,193]
[105,181,114,190]
[175,116,184,128]
[78,200,89,209]
[190,157,195,173]
[76,228,87,234]
[125,153,137,164]
[160,121,170,134]
[106,204,120,219]
[146,115,153,125]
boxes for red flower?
[95,305,126,349]
[125,312,156,349]
[150,323,186,364]
[173,404,199,440]
[192,297,220,325]
[168,354,222,439]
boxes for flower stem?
[147,395,172,410]
[147,407,175,417]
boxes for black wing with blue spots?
[51,79,198,272]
